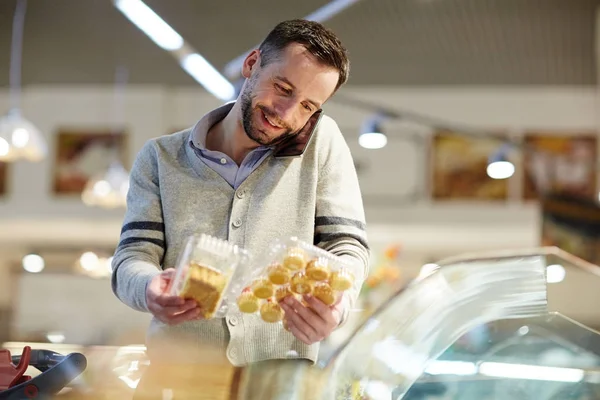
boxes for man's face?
[240,43,339,146]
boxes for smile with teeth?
[263,111,282,128]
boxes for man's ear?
[242,49,260,79]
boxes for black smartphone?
[273,109,323,158]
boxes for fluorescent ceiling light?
[114,0,183,51]
[113,0,235,101]
[181,53,236,101]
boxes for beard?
[240,78,297,147]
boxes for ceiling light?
[181,53,236,101]
[1,1,47,163]
[487,161,515,180]
[79,252,99,272]
[81,161,130,209]
[22,254,44,273]
[114,0,183,51]
[487,143,514,180]
[0,111,46,163]
[359,115,388,149]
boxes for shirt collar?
[190,101,235,150]
[190,101,272,152]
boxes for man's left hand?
[280,294,344,345]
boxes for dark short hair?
[258,19,350,92]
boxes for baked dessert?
[283,247,307,271]
[267,262,291,285]
[290,272,313,295]
[260,299,284,323]
[329,269,354,291]
[179,262,227,319]
[251,278,275,299]
[313,282,336,306]
[306,257,330,281]
[275,285,293,303]
[237,287,260,314]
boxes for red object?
[24,384,38,398]
[0,346,31,391]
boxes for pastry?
[180,262,227,319]
[237,287,260,313]
[313,282,336,306]
[283,247,307,271]
[260,299,284,323]
[251,278,275,299]
[275,285,293,303]
[267,262,291,285]
[306,257,330,281]
[290,272,313,295]
[329,269,354,291]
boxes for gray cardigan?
[111,108,369,366]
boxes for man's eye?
[275,84,291,95]
[303,104,312,111]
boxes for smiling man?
[111,19,369,372]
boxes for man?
[111,19,369,369]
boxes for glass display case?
[3,247,600,400]
[325,247,600,400]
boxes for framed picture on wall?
[541,194,600,266]
[430,130,510,201]
[0,162,7,197]
[52,129,127,195]
[523,133,597,201]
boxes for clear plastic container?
[233,236,363,324]
[168,234,249,319]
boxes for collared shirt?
[188,102,273,189]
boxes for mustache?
[258,105,292,131]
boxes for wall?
[0,85,597,258]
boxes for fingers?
[304,295,341,326]
[161,299,198,315]
[146,268,205,325]
[149,300,202,325]
[163,306,203,325]
[281,296,322,343]
[154,292,186,307]
[285,319,312,345]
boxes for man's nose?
[273,99,297,126]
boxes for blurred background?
[0,0,599,398]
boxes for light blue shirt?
[189,103,273,189]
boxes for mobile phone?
[273,109,323,158]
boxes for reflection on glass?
[324,248,600,400]
[327,253,548,399]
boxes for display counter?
[3,247,600,400]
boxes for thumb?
[161,268,176,279]
[156,268,176,292]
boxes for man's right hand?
[146,268,202,325]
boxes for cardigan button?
[232,218,243,228]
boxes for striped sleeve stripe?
[118,237,165,249]
[314,232,369,250]
[315,216,366,231]
[121,221,164,235]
